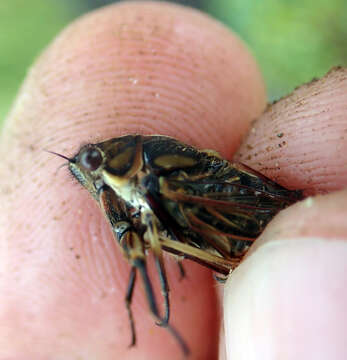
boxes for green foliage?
[0,0,83,124]
[205,0,347,98]
[1,0,346,125]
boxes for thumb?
[223,195,347,359]
[223,67,347,360]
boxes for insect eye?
[79,147,103,171]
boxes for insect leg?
[125,267,137,347]
[134,257,190,356]
[133,258,159,317]
[118,228,178,349]
[154,254,170,326]
[177,261,186,280]
[143,212,170,327]
[160,235,238,274]
[99,188,189,354]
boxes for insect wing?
[158,168,301,259]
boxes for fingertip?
[224,237,347,359]
[236,66,347,193]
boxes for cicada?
[50,135,301,356]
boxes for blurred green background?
[1,0,346,125]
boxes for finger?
[224,191,347,360]
[236,67,347,194]
[224,69,347,359]
[0,2,265,359]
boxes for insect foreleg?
[134,257,190,356]
[133,257,160,318]
[125,267,137,347]
[143,212,170,327]
[153,255,170,327]
[115,222,189,354]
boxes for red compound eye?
[79,147,102,171]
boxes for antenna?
[44,149,74,162]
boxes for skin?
[0,2,346,359]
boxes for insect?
[50,135,302,356]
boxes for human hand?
[222,65,347,360]
[1,2,346,359]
